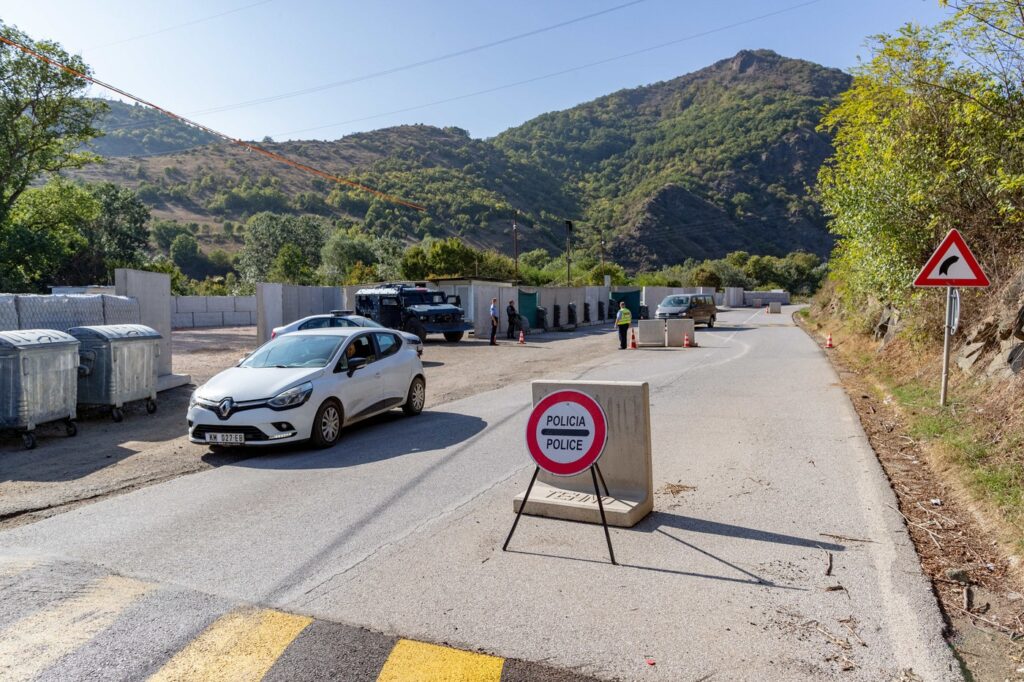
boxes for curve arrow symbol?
[938,255,959,276]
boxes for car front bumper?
[186,403,315,446]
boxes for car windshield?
[661,296,690,307]
[403,291,446,305]
[347,315,383,328]
[241,334,343,368]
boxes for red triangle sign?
[913,229,990,288]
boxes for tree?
[320,231,376,283]
[238,212,328,283]
[519,248,551,269]
[55,183,151,284]
[0,179,93,291]
[345,261,379,285]
[690,266,722,290]
[267,243,316,284]
[588,262,628,285]
[0,26,105,224]
[151,219,192,252]
[400,245,430,280]
[427,237,476,277]
[170,233,200,271]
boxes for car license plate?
[205,432,244,445]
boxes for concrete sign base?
[514,380,653,527]
[769,301,782,314]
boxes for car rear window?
[242,335,343,369]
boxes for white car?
[271,311,423,357]
[188,327,425,449]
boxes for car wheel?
[403,376,426,416]
[311,399,343,448]
[443,331,464,342]
[707,316,715,328]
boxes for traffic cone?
[630,328,638,349]
[683,333,690,348]
[518,329,525,345]
[826,333,833,349]
[765,305,770,313]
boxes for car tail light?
[271,330,277,339]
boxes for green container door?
[610,291,641,321]
[518,290,538,328]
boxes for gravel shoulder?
[0,325,620,529]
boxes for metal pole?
[503,467,539,551]
[940,286,953,407]
[591,466,617,565]
[564,220,573,286]
[512,215,519,284]
[600,238,606,271]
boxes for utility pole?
[565,220,573,286]
[512,211,520,284]
[600,236,606,270]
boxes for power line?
[272,0,829,138]
[188,0,650,116]
[0,33,424,211]
[84,0,276,51]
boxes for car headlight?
[189,390,198,408]
[268,382,313,410]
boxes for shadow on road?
[203,410,487,471]
[643,512,844,552]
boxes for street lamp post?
[565,220,573,286]
[512,211,520,284]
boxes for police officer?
[615,300,632,349]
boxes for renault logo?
[217,398,235,419]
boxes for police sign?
[525,390,608,476]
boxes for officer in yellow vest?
[615,300,632,349]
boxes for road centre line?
[376,639,504,682]
[0,575,152,682]
[148,607,312,682]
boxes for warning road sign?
[914,229,990,288]
[526,390,608,476]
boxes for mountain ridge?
[75,49,851,268]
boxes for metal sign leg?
[591,466,617,565]
[503,467,539,551]
[595,463,610,497]
[940,286,953,407]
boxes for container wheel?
[111,407,124,423]
[146,399,158,414]
[22,432,37,450]
[65,420,77,437]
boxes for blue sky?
[0,0,952,141]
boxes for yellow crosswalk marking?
[148,607,312,682]
[377,639,505,682]
[0,574,152,682]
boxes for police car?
[270,311,423,356]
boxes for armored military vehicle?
[354,284,472,342]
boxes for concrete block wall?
[743,290,791,306]
[170,296,258,328]
[256,284,342,344]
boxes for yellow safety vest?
[617,308,632,325]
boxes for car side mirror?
[346,357,368,377]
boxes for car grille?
[191,424,269,441]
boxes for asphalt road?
[0,307,960,681]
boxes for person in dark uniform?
[506,300,517,339]
[489,298,499,345]
[615,300,632,349]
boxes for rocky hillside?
[76,49,851,268]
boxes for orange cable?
[0,34,425,211]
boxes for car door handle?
[374,372,381,378]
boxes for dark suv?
[355,284,472,342]
[654,294,718,327]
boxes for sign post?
[503,389,616,564]
[913,229,990,406]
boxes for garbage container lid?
[67,324,162,341]
[0,329,79,350]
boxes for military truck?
[354,284,473,342]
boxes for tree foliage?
[818,2,1024,321]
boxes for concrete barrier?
[666,318,695,347]
[744,290,790,306]
[769,301,782,314]
[256,284,341,344]
[170,296,258,328]
[514,380,653,527]
[115,269,174,381]
[637,319,665,347]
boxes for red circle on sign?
[526,390,608,476]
